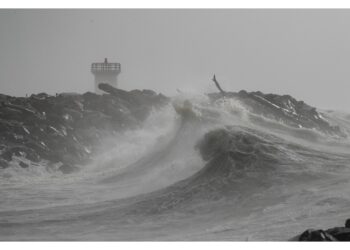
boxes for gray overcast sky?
[1,9,350,111]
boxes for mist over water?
[2,8,350,242]
[1,91,350,240]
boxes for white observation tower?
[91,58,121,93]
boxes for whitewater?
[1,93,350,241]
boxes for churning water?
[1,94,350,240]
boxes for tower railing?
[91,63,121,73]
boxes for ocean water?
[1,94,350,241]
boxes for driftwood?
[212,74,226,96]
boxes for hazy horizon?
[1,9,350,111]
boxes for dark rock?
[58,164,79,174]
[293,218,350,241]
[32,92,50,100]
[326,227,350,241]
[0,159,8,169]
[19,161,29,168]
[1,146,41,163]
[298,229,337,241]
[345,218,350,228]
[142,89,157,96]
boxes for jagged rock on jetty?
[292,218,350,241]
[0,84,169,172]
[207,90,345,137]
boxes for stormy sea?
[1,83,350,241]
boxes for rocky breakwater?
[0,83,168,173]
[291,218,350,241]
[208,90,345,138]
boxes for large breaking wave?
[1,92,350,240]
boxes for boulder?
[298,229,337,241]
[0,159,8,169]
[326,227,350,241]
[346,219,350,228]
[19,161,29,168]
[293,218,350,241]
[58,164,79,174]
